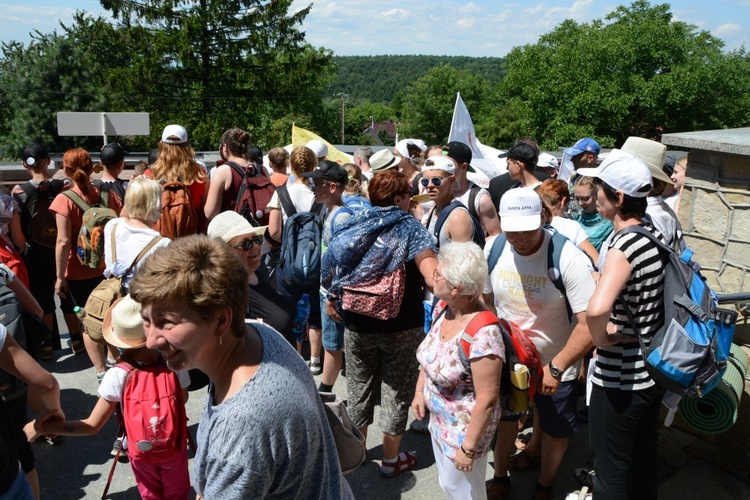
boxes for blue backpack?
[277,186,326,289]
[616,225,737,399]
[487,228,574,325]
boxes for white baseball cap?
[305,139,328,158]
[499,188,542,232]
[161,124,188,144]
[577,149,653,198]
[422,156,456,175]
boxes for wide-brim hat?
[207,211,267,243]
[102,296,147,350]
[370,148,401,173]
[621,136,674,186]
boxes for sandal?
[574,467,595,489]
[487,476,511,500]
[532,481,553,500]
[380,451,418,478]
[508,450,541,471]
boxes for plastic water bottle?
[74,306,86,319]
[292,294,311,344]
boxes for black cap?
[442,141,472,166]
[22,143,49,165]
[100,143,127,167]
[498,142,538,164]
[301,160,348,184]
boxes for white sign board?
[57,112,150,139]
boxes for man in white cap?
[422,156,475,249]
[484,188,596,500]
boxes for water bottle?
[292,294,311,344]
[74,306,86,319]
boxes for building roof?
[661,128,750,156]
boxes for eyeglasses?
[575,195,592,202]
[312,181,331,190]
[420,176,449,188]
[232,235,264,251]
[432,268,446,283]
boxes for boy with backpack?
[301,161,352,392]
[12,143,69,335]
[484,188,595,500]
[24,295,191,500]
[93,142,128,206]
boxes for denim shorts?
[319,291,345,351]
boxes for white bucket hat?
[207,211,267,243]
[621,136,674,186]
[102,296,147,350]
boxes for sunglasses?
[232,235,264,251]
[420,176,449,188]
[575,195,592,202]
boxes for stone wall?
[677,149,750,295]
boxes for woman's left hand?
[454,448,474,472]
[325,298,342,323]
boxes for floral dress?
[416,312,505,460]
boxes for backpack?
[466,184,482,222]
[0,285,27,402]
[115,357,187,464]
[431,200,485,251]
[616,225,737,401]
[438,307,543,418]
[152,181,199,239]
[487,227,575,325]
[278,185,326,288]
[63,190,118,269]
[19,179,65,249]
[82,229,162,343]
[93,179,126,207]
[227,161,276,227]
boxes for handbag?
[341,266,406,320]
[320,392,366,475]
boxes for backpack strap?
[458,310,501,371]
[546,228,574,325]
[110,224,118,264]
[433,201,465,251]
[62,190,92,213]
[123,236,164,277]
[276,184,297,217]
[467,184,482,221]
[487,233,508,274]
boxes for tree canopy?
[495,0,750,149]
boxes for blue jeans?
[320,291,345,351]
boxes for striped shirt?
[593,223,666,391]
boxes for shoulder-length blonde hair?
[150,142,206,185]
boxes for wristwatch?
[549,361,563,380]
[460,445,475,459]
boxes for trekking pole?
[101,431,124,499]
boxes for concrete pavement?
[30,328,750,499]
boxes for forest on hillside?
[326,55,506,103]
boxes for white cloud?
[714,23,741,36]
[382,8,409,18]
[459,2,481,14]
[457,17,475,29]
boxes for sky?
[0,0,747,57]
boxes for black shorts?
[534,380,579,438]
[59,276,104,314]
[5,393,35,473]
[26,246,56,314]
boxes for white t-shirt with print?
[483,230,596,381]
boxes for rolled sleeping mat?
[678,343,749,434]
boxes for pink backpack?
[115,358,187,463]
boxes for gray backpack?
[277,185,326,288]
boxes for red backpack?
[434,302,543,417]
[227,161,275,226]
[115,358,187,463]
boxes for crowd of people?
[0,126,691,499]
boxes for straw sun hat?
[102,295,147,350]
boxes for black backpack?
[430,200,485,251]
[0,285,27,402]
[93,179,126,206]
[19,179,65,249]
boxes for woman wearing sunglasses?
[208,211,295,345]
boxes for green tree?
[99,0,335,150]
[395,65,491,146]
[497,0,750,150]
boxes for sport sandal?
[380,451,418,478]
